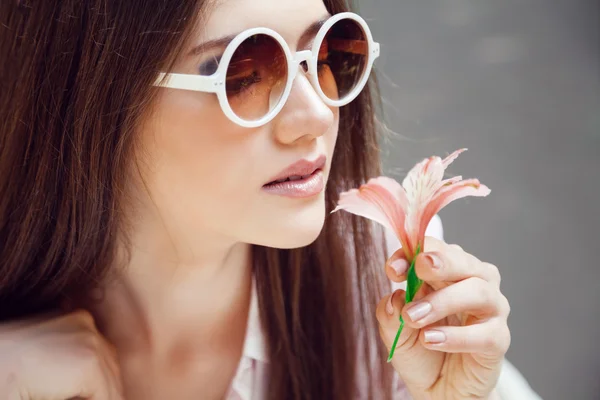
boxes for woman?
[0,0,531,399]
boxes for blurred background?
[355,1,600,399]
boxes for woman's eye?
[226,71,262,95]
[225,59,263,95]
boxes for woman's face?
[138,0,339,250]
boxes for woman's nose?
[272,72,334,145]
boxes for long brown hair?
[0,1,394,398]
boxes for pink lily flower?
[331,148,491,361]
[332,148,490,262]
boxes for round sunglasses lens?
[225,34,288,122]
[317,18,368,102]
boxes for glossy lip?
[264,154,327,185]
[262,170,325,198]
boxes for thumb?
[376,288,415,355]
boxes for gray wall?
[355,1,600,399]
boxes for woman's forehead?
[199,0,329,45]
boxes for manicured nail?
[389,258,409,276]
[424,330,446,343]
[406,301,432,321]
[424,253,442,269]
[386,291,397,315]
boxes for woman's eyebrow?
[189,13,332,57]
[296,13,332,49]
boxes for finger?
[401,277,509,329]
[376,285,432,349]
[376,289,412,347]
[385,248,409,282]
[376,287,443,382]
[415,237,501,287]
[419,317,511,356]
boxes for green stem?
[387,316,404,362]
[387,245,422,363]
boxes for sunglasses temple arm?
[153,72,219,93]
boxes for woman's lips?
[265,155,327,185]
[262,169,325,198]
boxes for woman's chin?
[251,211,326,249]
[270,227,324,249]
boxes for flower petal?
[401,156,445,202]
[417,179,491,245]
[332,177,413,255]
[401,156,446,252]
[332,188,393,228]
[441,175,463,187]
[369,177,410,212]
[442,148,467,168]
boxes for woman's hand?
[376,237,511,400]
[0,309,124,399]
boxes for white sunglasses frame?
[153,12,380,128]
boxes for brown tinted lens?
[317,18,368,101]
[225,34,288,121]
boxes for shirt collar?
[241,279,269,363]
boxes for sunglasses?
[153,12,380,128]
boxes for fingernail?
[389,259,409,276]
[424,330,446,343]
[424,253,442,269]
[406,301,432,321]
[386,291,396,315]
